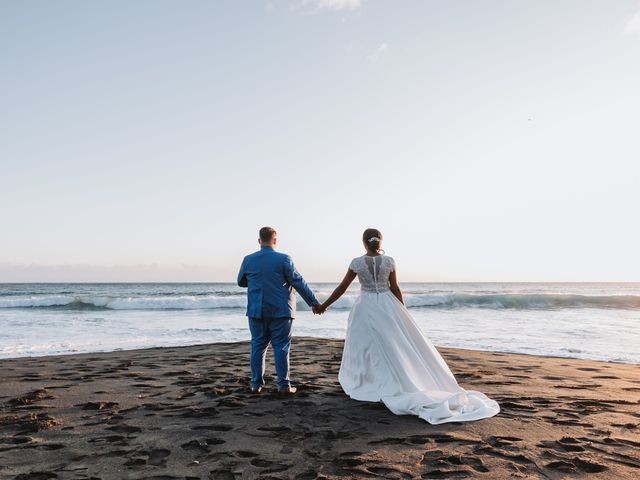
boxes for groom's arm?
[237,258,248,288]
[283,256,318,306]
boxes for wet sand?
[0,337,639,479]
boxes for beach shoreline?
[3,282,640,364]
[1,337,639,479]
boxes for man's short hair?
[259,226,276,242]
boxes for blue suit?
[237,246,318,390]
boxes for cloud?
[316,0,362,11]
[290,0,362,15]
[368,43,390,63]
[624,5,640,34]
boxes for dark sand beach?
[1,337,639,479]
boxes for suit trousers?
[248,317,293,390]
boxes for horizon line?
[1,280,639,285]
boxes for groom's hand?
[312,304,324,315]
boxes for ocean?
[1,282,639,363]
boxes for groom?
[237,227,321,395]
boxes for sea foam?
[2,292,640,310]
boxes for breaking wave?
[2,293,640,311]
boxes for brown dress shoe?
[278,386,297,395]
[250,386,263,394]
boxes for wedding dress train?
[338,255,500,424]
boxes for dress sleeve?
[349,257,359,273]
[389,256,396,272]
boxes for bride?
[316,228,500,424]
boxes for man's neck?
[261,245,274,250]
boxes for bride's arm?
[389,270,404,305]
[319,270,357,312]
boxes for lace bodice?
[349,255,395,293]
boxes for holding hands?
[312,268,357,315]
[312,303,327,315]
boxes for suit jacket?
[237,246,318,319]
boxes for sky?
[1,0,639,283]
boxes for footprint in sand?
[88,434,127,444]
[485,436,524,450]
[171,405,218,418]
[545,457,608,473]
[209,470,235,480]
[250,457,290,473]
[367,466,413,478]
[217,397,247,408]
[77,401,118,411]
[0,435,32,445]
[182,439,211,453]
[421,469,473,479]
[296,470,319,480]
[473,445,535,466]
[422,451,489,474]
[236,450,258,457]
[257,425,292,434]
[538,437,586,453]
[107,424,141,435]
[4,413,59,433]
[368,436,407,446]
[13,472,58,480]
[335,456,364,468]
[147,448,171,465]
[124,448,171,467]
[497,400,536,412]
[191,424,233,432]
[7,389,55,407]
[182,437,225,453]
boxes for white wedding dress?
[339,255,500,424]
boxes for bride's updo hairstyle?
[363,228,383,254]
